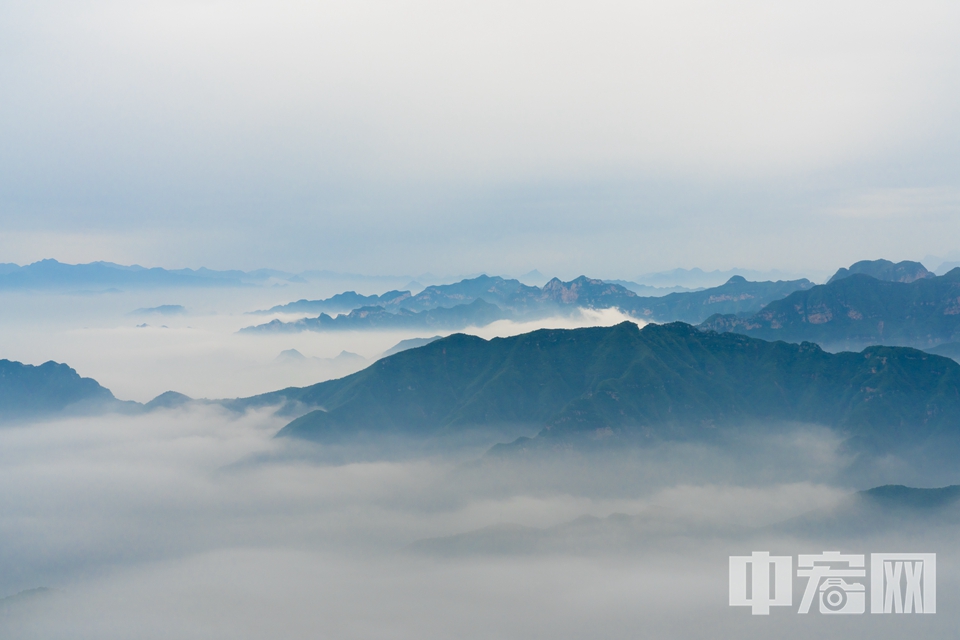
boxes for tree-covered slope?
[257,322,960,454]
[701,269,960,350]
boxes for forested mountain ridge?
[222,322,960,456]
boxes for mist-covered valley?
[3,261,960,639]
[0,280,640,402]
[5,0,960,633]
[2,402,959,639]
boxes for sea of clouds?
[1,286,959,638]
[1,403,958,638]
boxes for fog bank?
[1,405,957,638]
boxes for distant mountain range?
[0,259,301,290]
[244,274,815,332]
[626,275,813,324]
[0,259,452,291]
[252,275,589,317]
[242,299,506,333]
[0,359,130,421]
[243,275,631,332]
[7,314,960,462]
[601,280,696,296]
[253,290,413,315]
[130,304,186,316]
[634,267,817,289]
[224,322,960,457]
[701,266,960,350]
[827,258,933,284]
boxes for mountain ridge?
[243,274,815,332]
[224,321,960,456]
[0,359,125,421]
[701,269,960,350]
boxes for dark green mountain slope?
[0,360,118,421]
[701,269,960,350]
[251,322,960,455]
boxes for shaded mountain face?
[700,269,960,351]
[0,360,118,421]
[827,259,934,284]
[238,322,960,456]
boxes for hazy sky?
[1,0,958,277]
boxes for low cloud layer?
[0,287,645,401]
[1,403,958,638]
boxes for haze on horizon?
[1,0,959,277]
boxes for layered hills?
[627,275,812,323]
[701,268,960,350]
[231,321,960,456]
[253,290,412,316]
[241,299,505,333]
[243,274,813,332]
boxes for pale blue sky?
[1,0,958,278]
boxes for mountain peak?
[828,259,933,284]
